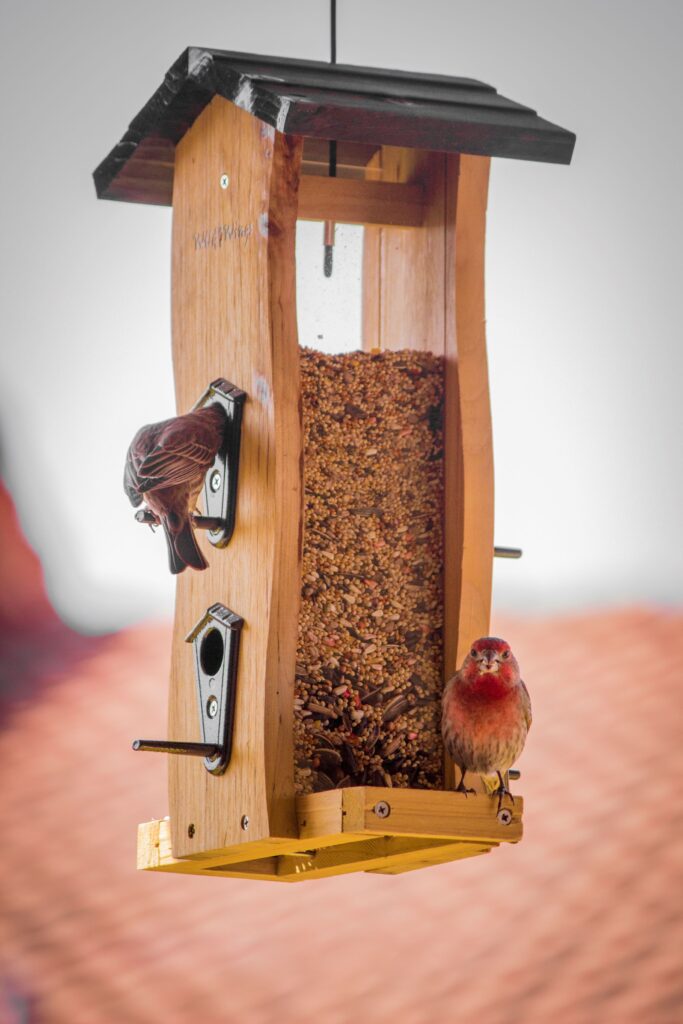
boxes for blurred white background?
[0,0,681,632]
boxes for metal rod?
[494,546,523,559]
[323,217,335,277]
[192,515,224,531]
[134,509,158,525]
[132,739,222,758]
[508,769,521,780]
[324,0,337,278]
[138,511,224,531]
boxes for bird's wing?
[123,453,143,506]
[520,679,532,731]
[136,438,216,492]
[123,434,148,507]
[124,421,166,505]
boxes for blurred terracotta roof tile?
[0,480,681,1022]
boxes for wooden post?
[444,155,494,677]
[362,150,494,790]
[168,96,303,858]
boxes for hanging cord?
[323,0,337,277]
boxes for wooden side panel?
[443,155,494,678]
[362,150,493,791]
[346,786,519,843]
[169,96,303,857]
[296,788,343,839]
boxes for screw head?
[373,801,391,819]
[497,808,513,826]
[240,815,250,831]
[219,173,230,189]
[209,470,222,493]
[206,695,219,719]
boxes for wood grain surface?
[444,155,494,679]
[168,96,303,858]
[298,176,424,226]
[138,785,519,881]
[342,784,516,841]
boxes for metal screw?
[373,801,391,819]
[209,470,222,493]
[219,173,230,189]
[206,695,219,719]
[497,808,513,826]
[241,815,250,830]
[187,823,196,838]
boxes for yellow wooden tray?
[138,787,522,882]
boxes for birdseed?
[295,348,445,794]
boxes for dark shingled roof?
[93,47,576,206]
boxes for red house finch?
[124,404,226,574]
[442,637,531,808]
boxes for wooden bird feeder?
[95,47,574,881]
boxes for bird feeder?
[95,47,574,881]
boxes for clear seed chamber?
[295,347,445,793]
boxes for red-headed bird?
[124,404,226,574]
[442,637,531,808]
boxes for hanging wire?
[323,0,337,277]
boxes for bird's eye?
[470,648,477,658]
[501,650,510,660]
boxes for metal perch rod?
[132,739,222,758]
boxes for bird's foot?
[454,778,477,797]
[492,783,515,813]
[134,508,160,532]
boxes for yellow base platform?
[137,787,523,882]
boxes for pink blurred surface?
[1,480,681,1023]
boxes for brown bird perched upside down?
[124,404,226,574]
[442,637,531,809]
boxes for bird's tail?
[479,773,500,795]
[162,518,208,574]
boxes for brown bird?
[124,404,226,574]
[442,637,531,808]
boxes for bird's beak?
[481,650,500,672]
